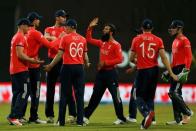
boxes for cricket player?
[164,20,193,125]
[129,19,178,129]
[44,19,89,126]
[126,29,156,125]
[7,18,43,126]
[44,10,76,123]
[83,17,126,125]
[25,11,57,124]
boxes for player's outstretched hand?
[171,74,178,81]
[31,58,45,64]
[43,64,52,72]
[89,17,99,28]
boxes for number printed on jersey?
[69,42,84,57]
[139,42,156,58]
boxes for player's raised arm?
[86,17,102,47]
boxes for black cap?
[27,12,42,23]
[55,9,69,17]
[16,18,30,26]
[169,20,184,29]
[142,19,153,29]
[65,19,77,29]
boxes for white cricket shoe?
[113,119,126,125]
[34,118,47,124]
[126,116,137,123]
[83,117,90,125]
[166,120,182,125]
[152,121,157,125]
[47,117,54,123]
[67,115,76,123]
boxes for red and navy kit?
[26,27,57,121]
[44,26,77,119]
[27,27,55,68]
[59,32,87,64]
[84,28,126,122]
[169,34,193,123]
[171,35,192,69]
[45,26,65,58]
[131,32,164,69]
[10,32,28,75]
[58,32,87,125]
[130,32,164,120]
[86,28,123,70]
[9,31,30,119]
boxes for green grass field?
[0,103,195,131]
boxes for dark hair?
[104,23,116,35]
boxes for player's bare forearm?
[159,49,177,81]
[129,51,137,64]
[49,50,63,68]
[16,46,42,63]
[84,52,90,67]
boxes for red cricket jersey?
[45,26,65,58]
[172,35,192,69]
[131,32,164,69]
[86,28,123,70]
[10,32,28,75]
[27,27,53,68]
[59,32,87,64]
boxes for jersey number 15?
[139,42,156,58]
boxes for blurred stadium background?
[0,0,196,104]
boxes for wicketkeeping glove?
[177,68,189,83]
[161,70,170,82]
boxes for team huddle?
[8,9,193,129]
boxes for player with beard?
[83,17,126,125]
